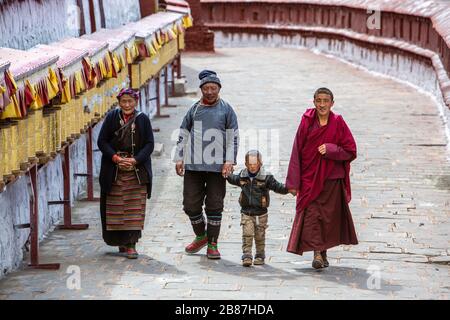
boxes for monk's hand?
[289,189,297,196]
[175,160,185,177]
[222,162,234,178]
[318,144,327,155]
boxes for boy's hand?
[175,161,185,176]
[289,189,297,196]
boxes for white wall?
[0,135,88,278]
[0,0,80,50]
[0,0,142,50]
[102,0,141,28]
[214,31,450,146]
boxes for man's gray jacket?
[174,98,239,173]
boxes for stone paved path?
[0,47,449,300]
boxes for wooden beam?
[88,0,97,33]
[77,0,86,36]
[98,0,106,28]
[139,0,158,18]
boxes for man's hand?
[175,160,185,177]
[288,189,297,196]
[318,144,327,155]
[222,162,234,178]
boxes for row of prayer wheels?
[0,10,192,191]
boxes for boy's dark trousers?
[183,170,226,244]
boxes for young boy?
[227,150,295,266]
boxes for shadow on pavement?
[102,251,187,276]
[196,257,300,281]
[294,265,403,294]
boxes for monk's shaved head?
[314,87,334,102]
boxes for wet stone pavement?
[0,47,449,300]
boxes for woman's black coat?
[98,108,154,198]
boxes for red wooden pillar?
[139,0,158,18]
[51,145,89,230]
[162,65,176,108]
[28,164,60,270]
[78,126,99,202]
[155,73,170,118]
[88,0,97,33]
[77,0,86,36]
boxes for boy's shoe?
[242,257,253,267]
[185,234,208,254]
[253,257,265,265]
[312,251,324,269]
[321,251,329,268]
[207,243,221,259]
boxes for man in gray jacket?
[174,70,239,259]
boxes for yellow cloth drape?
[26,80,40,110]
[148,42,157,56]
[125,47,133,65]
[183,16,193,28]
[5,70,17,92]
[157,32,163,47]
[168,29,177,41]
[0,70,20,119]
[112,53,121,73]
[152,38,162,51]
[61,77,72,104]
[0,95,20,119]
[172,24,179,36]
[75,71,85,94]
[99,59,108,79]
[47,68,59,100]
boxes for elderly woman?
[98,88,154,259]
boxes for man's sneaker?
[119,246,127,253]
[207,243,221,259]
[126,245,138,259]
[185,234,208,254]
[242,257,253,267]
[253,257,265,265]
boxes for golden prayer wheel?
[34,108,44,156]
[72,96,82,137]
[42,112,51,158]
[9,120,20,174]
[178,33,185,50]
[131,63,141,89]
[59,103,67,144]
[71,96,82,134]
[15,115,30,171]
[48,109,57,156]
[0,123,10,182]
[53,105,63,151]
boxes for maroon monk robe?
[286,108,358,255]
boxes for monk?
[286,87,358,269]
